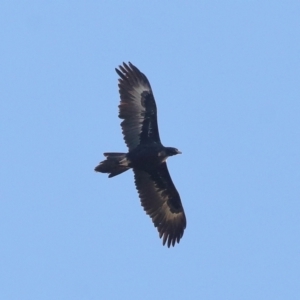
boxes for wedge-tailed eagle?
[95,62,186,247]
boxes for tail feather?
[95,152,130,178]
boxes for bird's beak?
[177,150,182,154]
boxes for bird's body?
[128,144,180,170]
[95,62,186,247]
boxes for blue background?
[1,1,300,299]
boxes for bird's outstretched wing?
[116,62,160,151]
[133,163,186,247]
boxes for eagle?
[95,62,186,247]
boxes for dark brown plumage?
[95,62,186,247]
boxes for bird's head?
[165,147,182,157]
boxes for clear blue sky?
[1,1,300,299]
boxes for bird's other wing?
[116,62,160,151]
[133,163,186,247]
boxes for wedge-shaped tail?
[94,152,130,178]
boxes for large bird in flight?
[95,62,186,247]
